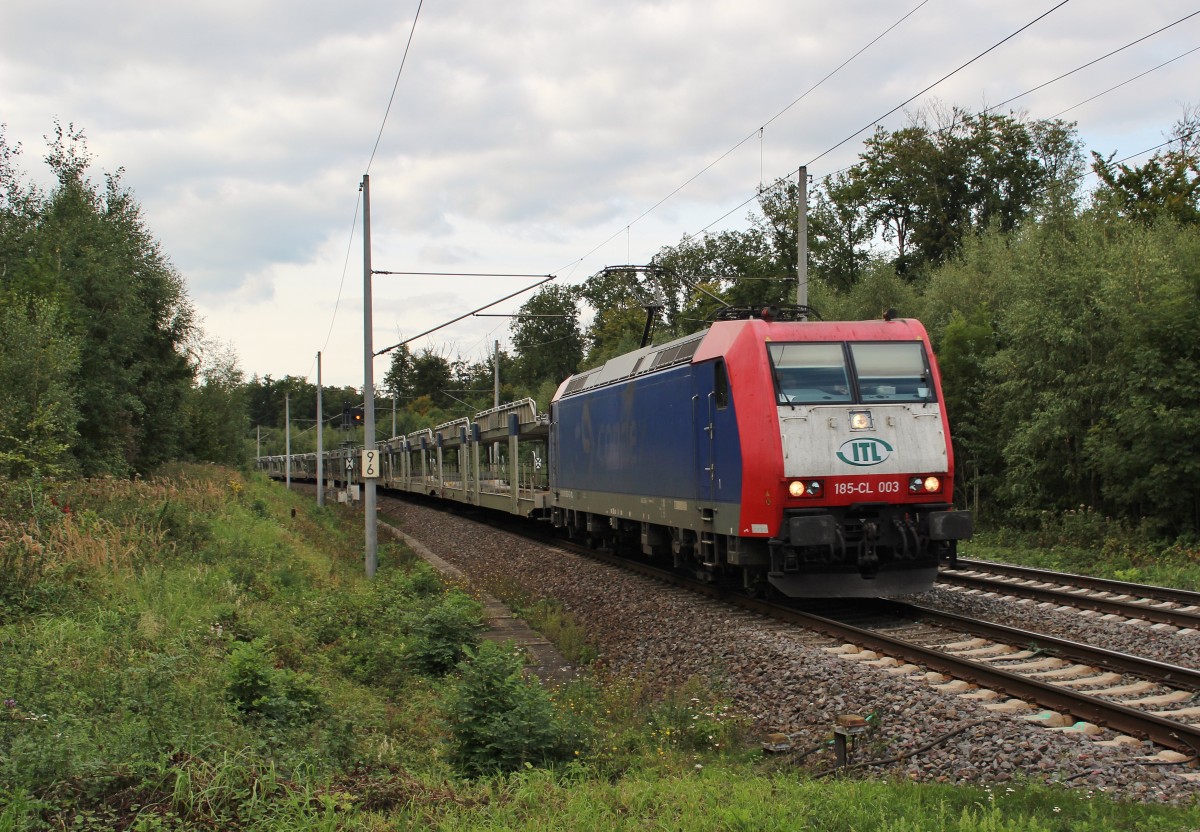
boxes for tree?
[1082,220,1200,534]
[1090,110,1200,227]
[840,107,1071,277]
[809,172,873,292]
[382,344,414,402]
[510,285,584,388]
[183,340,248,466]
[0,296,80,477]
[0,123,197,475]
[246,374,283,428]
[409,347,455,409]
[1028,117,1085,220]
[933,307,999,509]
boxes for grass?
[520,598,598,666]
[425,772,1194,831]
[1,466,1197,830]
[961,506,1200,591]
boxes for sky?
[3,0,1198,389]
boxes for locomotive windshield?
[768,343,852,403]
[769,341,934,405]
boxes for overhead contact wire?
[697,0,1192,249]
[553,0,931,274]
[812,26,1200,189]
[806,0,1073,168]
[983,9,1200,115]
[567,0,1070,268]
[1050,44,1200,120]
[319,193,363,357]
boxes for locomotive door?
[693,360,730,503]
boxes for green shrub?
[406,560,444,597]
[404,592,483,675]
[449,640,569,775]
[224,639,325,726]
[336,632,411,690]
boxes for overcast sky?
[3,0,1197,388]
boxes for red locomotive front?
[700,314,972,597]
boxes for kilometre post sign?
[361,450,379,479]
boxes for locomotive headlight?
[908,475,942,493]
[849,410,873,431]
[788,480,824,498]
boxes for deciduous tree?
[509,285,584,387]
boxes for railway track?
[550,539,1200,759]
[939,559,1200,632]
[374,492,1199,764]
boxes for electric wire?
[366,0,424,174]
[1101,125,1200,170]
[815,31,1200,188]
[319,1,1188,377]
[1049,44,1200,120]
[557,0,1072,281]
[805,0,1072,168]
[621,0,931,231]
[307,0,423,381]
[316,192,363,361]
[687,11,1200,251]
[375,274,558,357]
[980,9,1200,117]
[551,0,932,276]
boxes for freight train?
[260,307,972,597]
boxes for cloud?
[4,0,1199,386]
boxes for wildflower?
[694,764,703,771]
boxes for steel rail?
[571,548,1200,755]
[937,571,1200,630]
[768,600,1200,756]
[951,559,1200,608]
[881,600,1200,690]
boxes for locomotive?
[260,307,972,597]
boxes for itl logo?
[837,437,893,466]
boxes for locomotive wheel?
[742,571,772,599]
